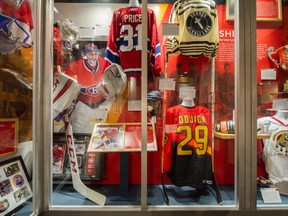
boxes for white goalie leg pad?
[53,71,80,119]
[65,117,106,206]
[69,101,93,133]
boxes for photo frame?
[88,123,158,152]
[226,0,282,21]
[52,133,104,182]
[0,156,32,215]
[0,118,19,157]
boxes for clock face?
[186,11,212,37]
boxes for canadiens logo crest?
[186,11,212,37]
[80,84,100,97]
[272,130,288,156]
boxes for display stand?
[109,152,137,201]
[88,123,157,201]
[214,132,270,139]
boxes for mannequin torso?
[181,98,195,107]
[273,110,288,125]
[129,0,140,7]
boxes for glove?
[96,64,127,99]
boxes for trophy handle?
[267,46,280,68]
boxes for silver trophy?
[268,45,288,70]
[57,19,80,65]
[267,46,279,68]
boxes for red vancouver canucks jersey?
[164,105,213,189]
[64,57,106,108]
[105,7,161,77]
[0,0,33,54]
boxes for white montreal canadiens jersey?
[0,0,33,54]
[105,7,161,77]
[167,0,219,57]
[257,116,288,183]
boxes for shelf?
[214,132,270,140]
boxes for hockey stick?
[161,52,170,205]
[210,56,222,205]
[64,115,106,206]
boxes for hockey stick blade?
[65,117,106,206]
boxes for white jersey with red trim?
[257,116,288,183]
[0,0,33,54]
[167,0,219,57]
[105,7,161,77]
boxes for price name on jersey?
[124,14,142,23]
[186,11,212,37]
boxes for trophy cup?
[57,19,80,66]
[267,45,288,71]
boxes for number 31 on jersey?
[120,24,142,52]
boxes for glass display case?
[48,0,238,211]
[0,0,34,215]
[5,0,288,215]
[255,0,288,209]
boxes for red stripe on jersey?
[271,116,288,126]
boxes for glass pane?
[0,0,34,215]
[52,0,146,206]
[148,0,236,206]
[256,0,288,208]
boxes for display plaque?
[88,123,157,152]
[0,119,18,156]
[226,0,282,21]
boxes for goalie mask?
[83,43,101,67]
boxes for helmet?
[84,43,101,55]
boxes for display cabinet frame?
[31,0,280,214]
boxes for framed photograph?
[0,156,32,215]
[52,143,66,174]
[75,143,86,155]
[0,118,19,156]
[226,0,282,21]
[88,124,125,151]
[52,133,104,182]
[88,123,157,152]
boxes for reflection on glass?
[147,1,235,206]
[52,0,161,206]
[256,0,288,208]
[0,0,34,214]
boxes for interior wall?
[54,3,160,28]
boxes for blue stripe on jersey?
[105,49,120,65]
[155,43,161,56]
[117,37,128,48]
[0,14,12,36]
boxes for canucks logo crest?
[186,11,212,37]
[273,130,288,156]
